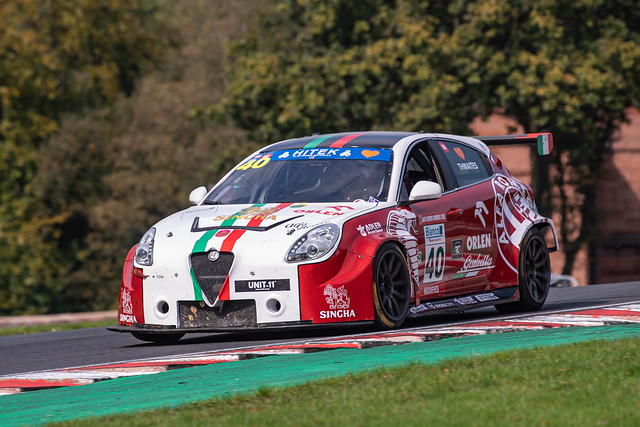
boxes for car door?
[429,139,497,294]
[398,141,468,300]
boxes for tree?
[212,0,640,278]
[0,0,166,314]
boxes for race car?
[109,131,558,343]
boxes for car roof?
[261,131,417,151]
[259,131,493,159]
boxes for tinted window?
[436,141,490,187]
[399,143,442,199]
[205,148,393,204]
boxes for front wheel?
[131,331,185,344]
[373,243,411,329]
[496,227,550,313]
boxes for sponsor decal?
[357,221,383,236]
[361,149,380,158]
[456,161,479,171]
[423,284,440,296]
[476,293,500,302]
[285,222,312,230]
[236,154,272,171]
[327,205,355,211]
[423,223,446,284]
[454,146,465,160]
[454,254,494,278]
[424,224,445,243]
[439,141,449,152]
[119,313,137,323]
[452,238,463,259]
[387,209,422,287]
[454,296,477,305]
[215,229,231,237]
[122,288,133,315]
[368,196,379,203]
[492,175,539,273]
[294,209,344,216]
[419,213,446,225]
[320,284,355,319]
[214,214,277,222]
[467,233,491,251]
[409,291,503,315]
[474,201,489,228]
[266,147,392,161]
[235,279,290,292]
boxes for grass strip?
[0,320,116,336]
[52,334,640,426]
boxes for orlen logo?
[320,284,355,319]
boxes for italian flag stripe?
[303,134,334,149]
[329,132,366,148]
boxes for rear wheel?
[373,243,411,329]
[131,331,185,344]
[496,227,550,313]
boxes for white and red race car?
[110,132,558,343]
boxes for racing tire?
[131,331,185,344]
[373,243,412,329]
[496,227,550,314]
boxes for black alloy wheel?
[496,227,550,313]
[373,243,412,329]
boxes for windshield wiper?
[202,200,223,205]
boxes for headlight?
[286,224,339,263]
[135,227,156,266]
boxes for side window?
[400,143,442,199]
[436,141,490,187]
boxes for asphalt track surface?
[2,281,639,377]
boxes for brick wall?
[470,110,640,285]
[592,108,640,283]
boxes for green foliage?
[0,0,167,314]
[0,0,257,314]
[214,0,640,275]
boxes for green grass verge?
[54,336,640,426]
[0,320,115,336]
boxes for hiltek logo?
[474,201,489,227]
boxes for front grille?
[190,252,234,303]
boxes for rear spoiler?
[475,133,553,155]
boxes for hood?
[178,201,380,232]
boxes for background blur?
[1,0,638,315]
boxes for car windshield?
[205,147,393,204]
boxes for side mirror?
[189,186,208,205]
[409,181,442,201]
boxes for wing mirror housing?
[189,186,208,205]
[409,181,442,201]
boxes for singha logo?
[323,284,351,309]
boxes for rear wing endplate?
[476,133,553,155]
